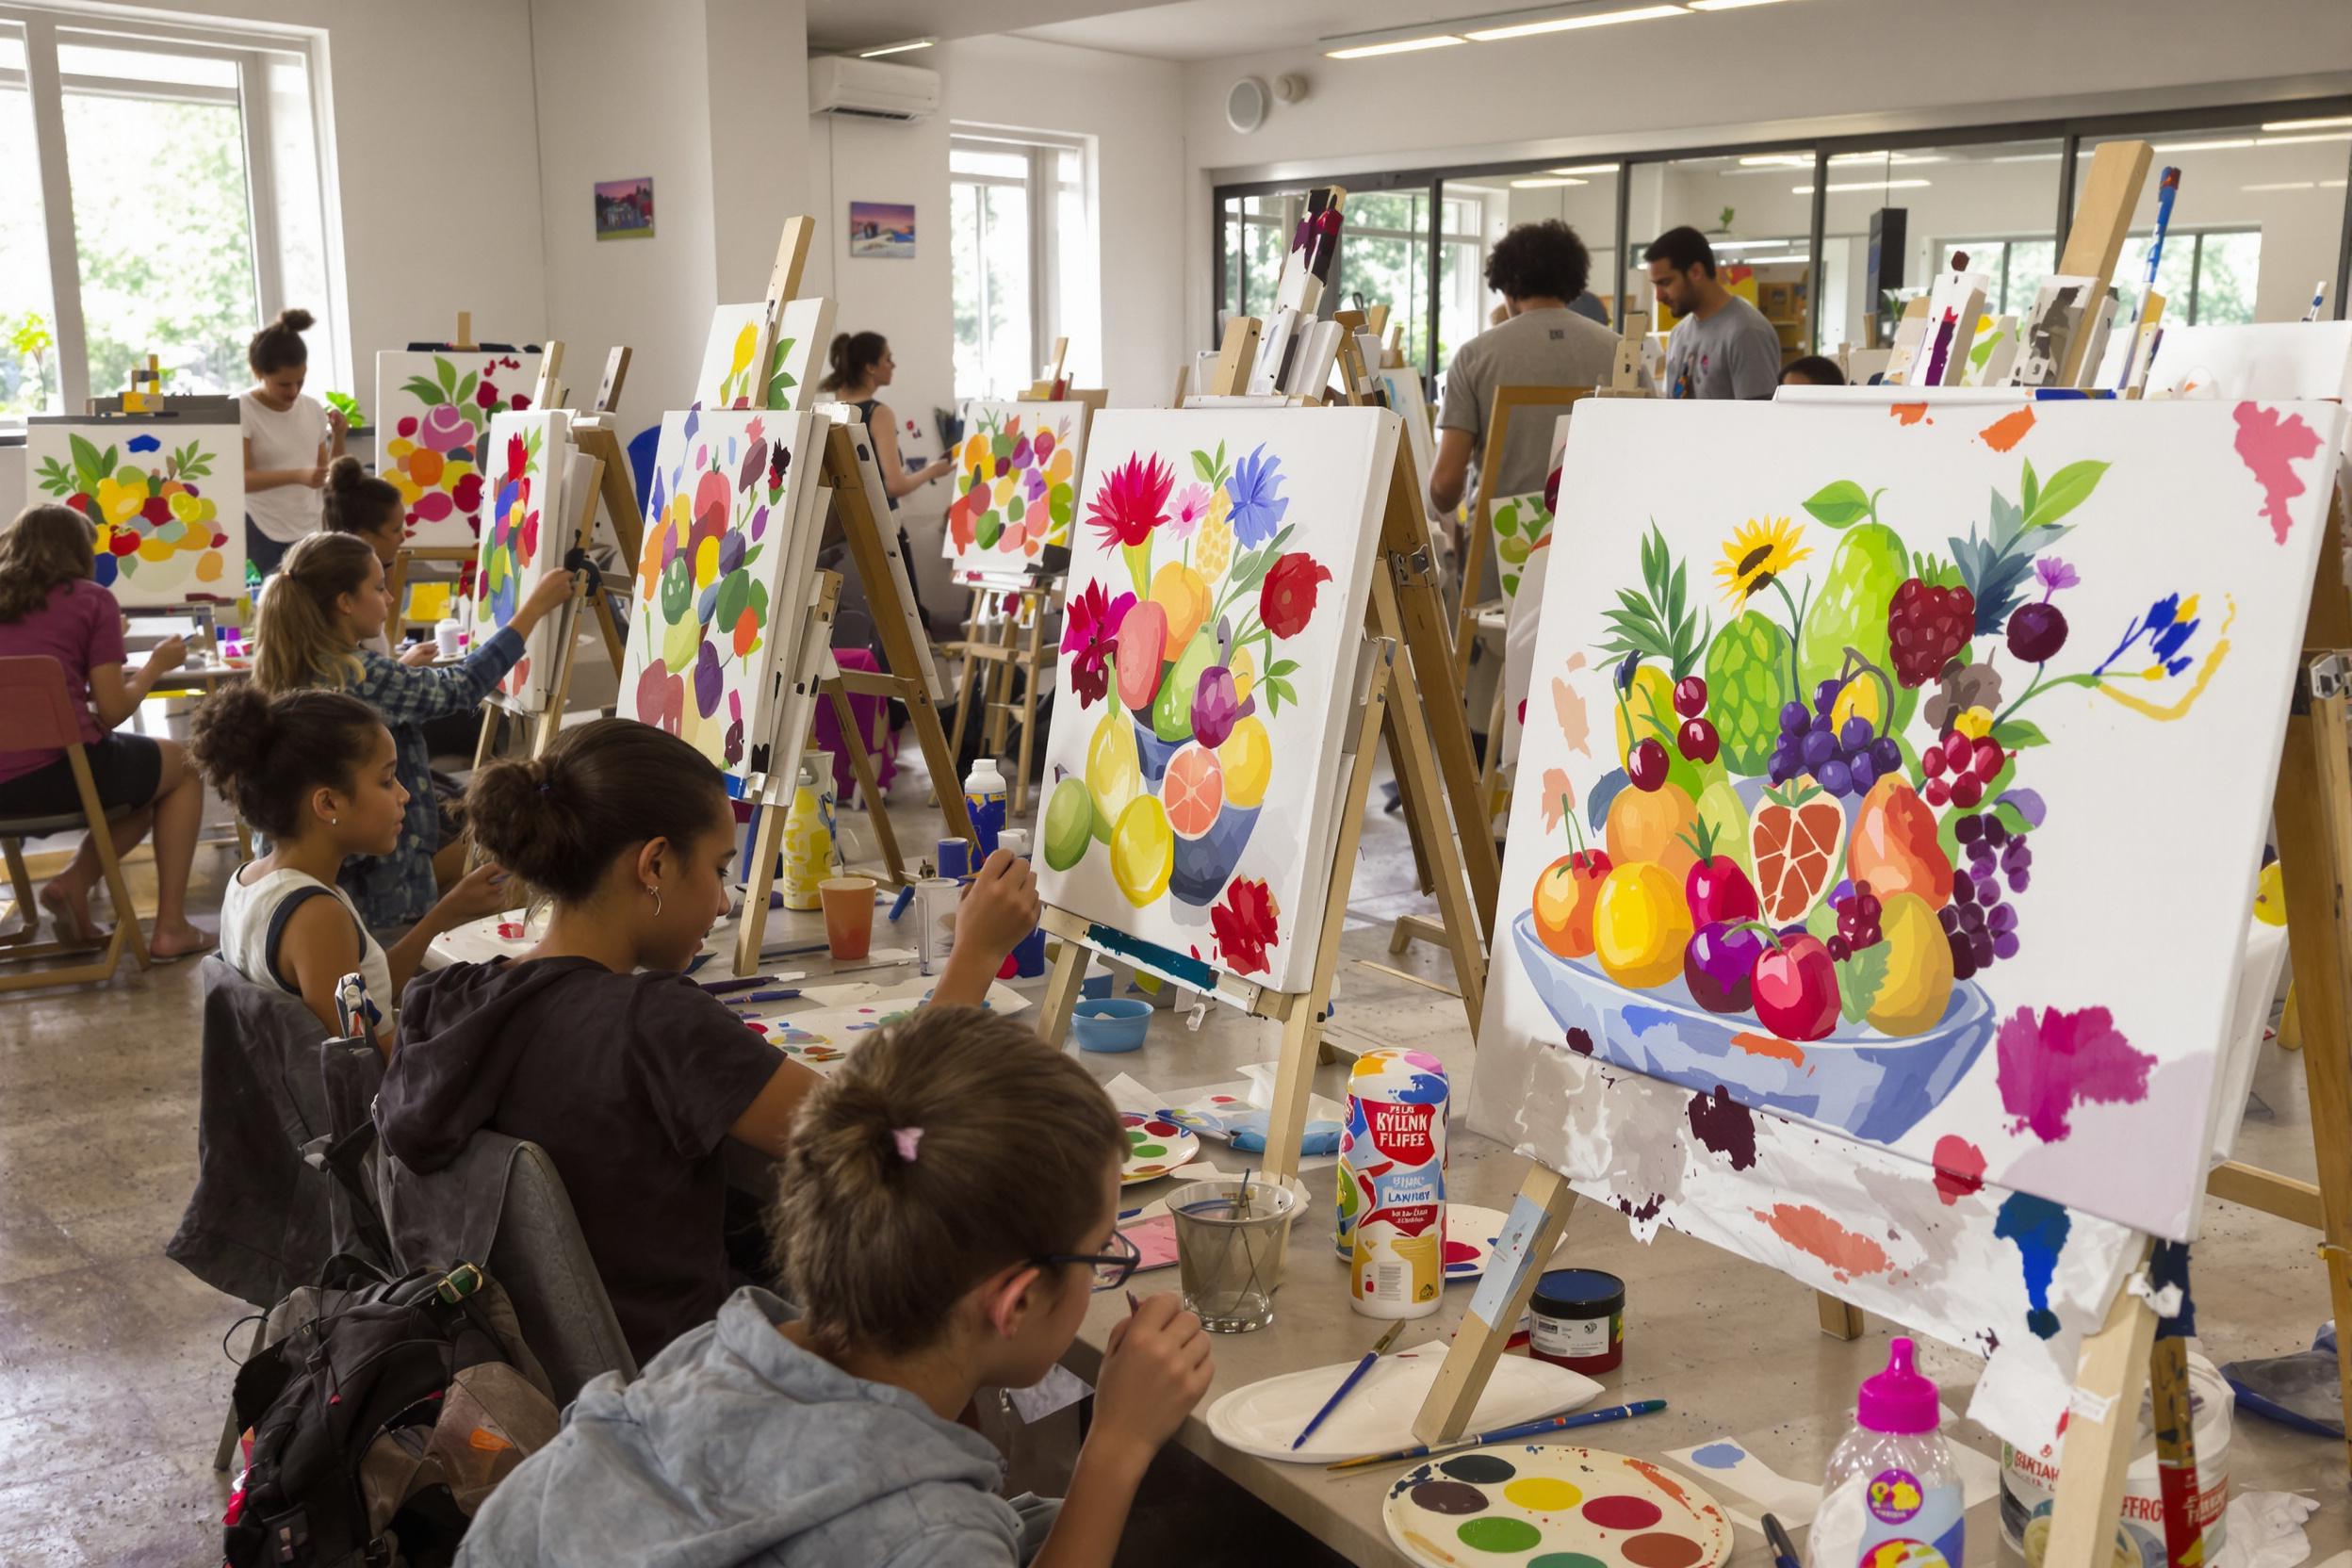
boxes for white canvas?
[470,411,572,713]
[619,407,822,777]
[691,303,767,410]
[2146,320,2352,403]
[25,422,242,606]
[941,401,1087,580]
[1961,316,2020,388]
[1031,407,1399,993]
[1484,413,1573,603]
[376,349,542,547]
[690,296,833,413]
[2011,274,2099,388]
[1913,267,1988,387]
[1474,397,2344,1436]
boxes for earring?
[646,885,662,917]
[329,816,339,825]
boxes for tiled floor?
[3,736,2346,1564]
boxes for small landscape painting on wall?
[849,201,915,259]
[596,177,654,240]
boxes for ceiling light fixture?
[1687,0,1800,9]
[1511,176,1590,188]
[1464,5,1688,40]
[1793,178,1932,194]
[1548,164,1620,174]
[1738,154,1811,167]
[2259,130,2352,146]
[856,37,935,57]
[2262,115,2352,132]
[1323,31,1466,57]
[2243,180,2318,192]
[2150,138,2255,152]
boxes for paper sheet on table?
[1664,1438,1821,1531]
[736,978,1031,1072]
[1937,1403,2004,1509]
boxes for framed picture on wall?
[849,201,915,259]
[596,177,655,240]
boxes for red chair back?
[0,656,86,752]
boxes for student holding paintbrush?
[460,1006,1213,1568]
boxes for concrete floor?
[2,728,2347,1564]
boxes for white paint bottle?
[1340,1048,1447,1319]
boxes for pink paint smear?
[2232,401,2323,545]
[1996,1004,2155,1141]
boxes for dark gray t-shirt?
[1663,293,1784,400]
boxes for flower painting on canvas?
[375,350,542,547]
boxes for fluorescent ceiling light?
[1549,164,1620,174]
[2151,138,2255,152]
[2259,130,2352,146]
[857,37,934,57]
[1324,32,1465,57]
[1794,179,1932,194]
[2263,115,2352,131]
[2244,181,2318,192]
[1465,5,1687,39]
[1739,154,1811,167]
[1688,0,1798,9]
[1992,152,2062,163]
[1711,237,1803,249]
[1511,176,1590,188]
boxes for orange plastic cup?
[820,875,877,961]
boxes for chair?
[378,1132,638,1407]
[0,655,151,989]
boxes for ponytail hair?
[768,1007,1123,1357]
[248,308,315,377]
[817,331,886,394]
[0,504,96,625]
[188,683,384,839]
[253,531,375,694]
[466,717,729,905]
[321,456,404,540]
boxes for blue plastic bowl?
[1071,997,1152,1054]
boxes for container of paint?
[778,751,834,912]
[1816,1336,1965,1568]
[936,836,972,882]
[1527,1267,1625,1375]
[1997,1348,2231,1568]
[1339,1048,1446,1319]
[995,827,1048,977]
[912,877,959,976]
[962,756,1007,857]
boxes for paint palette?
[1383,1446,1729,1568]
[742,1021,851,1069]
[1119,1112,1200,1185]
[1162,1098,1344,1157]
[1445,1204,1509,1281]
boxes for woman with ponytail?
[253,531,573,930]
[188,684,515,1048]
[241,308,345,578]
[381,717,1039,1363]
[815,332,951,508]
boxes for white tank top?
[220,862,395,1034]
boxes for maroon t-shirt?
[383,956,787,1362]
[0,580,125,781]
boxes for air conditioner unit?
[808,57,939,122]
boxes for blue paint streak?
[1994,1191,2071,1340]
[1689,1441,1745,1469]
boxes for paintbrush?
[1323,1398,1667,1473]
[1762,1512,1802,1568]
[1290,1320,1404,1450]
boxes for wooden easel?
[468,443,609,767]
[1411,469,2352,1565]
[1028,317,1492,1180]
[1453,384,1592,688]
[1026,335,1070,400]
[948,576,1061,818]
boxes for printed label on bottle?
[1530,1312,1610,1360]
[1855,1474,1962,1568]
[1868,1469,1924,1525]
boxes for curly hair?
[1485,220,1592,305]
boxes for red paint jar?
[1528,1267,1625,1374]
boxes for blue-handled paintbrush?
[1290,1320,1405,1450]
[1324,1398,1667,1472]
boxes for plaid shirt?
[335,628,523,931]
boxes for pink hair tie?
[891,1127,924,1163]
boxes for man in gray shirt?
[1645,225,1785,400]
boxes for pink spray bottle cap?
[1855,1336,1941,1434]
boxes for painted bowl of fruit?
[1512,910,1994,1142]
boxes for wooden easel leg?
[1384,535,1502,939]
[2278,981,2304,1051]
[984,608,1021,761]
[1014,597,1048,818]
[1384,708,1437,896]
[2047,1266,2160,1567]
[734,799,786,977]
[1413,1162,1576,1445]
[1,839,36,943]
[1037,908,1089,1049]
[1816,1292,1865,1340]
[826,678,904,886]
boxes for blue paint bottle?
[963,756,1007,858]
[997,827,1047,978]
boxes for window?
[1925,237,2060,318]
[950,131,1094,401]
[0,7,337,418]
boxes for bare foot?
[38,882,107,947]
[150,921,217,961]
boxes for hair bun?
[324,455,366,494]
[276,307,315,335]
[188,683,278,793]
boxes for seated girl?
[380,717,1037,1364]
[0,504,209,956]
[253,531,572,931]
[457,1007,1213,1568]
[319,458,435,665]
[188,683,516,1050]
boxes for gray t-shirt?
[1663,293,1784,400]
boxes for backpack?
[222,1254,559,1568]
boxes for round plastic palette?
[1383,1444,1728,1568]
[1118,1111,1200,1185]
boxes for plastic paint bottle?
[995,827,1048,978]
[963,756,1007,858]
[777,752,834,912]
[1814,1336,1964,1568]
[1340,1049,1447,1320]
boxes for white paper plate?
[1445,1203,1509,1281]
[1206,1346,1602,1465]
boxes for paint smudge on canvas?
[1993,1191,2069,1338]
[1995,1004,2154,1141]
[2231,401,2324,545]
[1752,1202,1892,1281]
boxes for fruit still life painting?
[29,424,240,606]
[1033,408,1398,993]
[1484,397,2346,1239]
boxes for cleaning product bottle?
[1815,1336,1964,1567]
[963,756,1007,858]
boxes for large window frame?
[1211,91,2352,384]
[1221,185,1485,376]
[1,2,341,417]
[951,127,1089,401]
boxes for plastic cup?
[434,617,465,658]
[820,875,876,961]
[1168,1177,1300,1333]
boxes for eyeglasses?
[1033,1227,1141,1293]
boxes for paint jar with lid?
[1527,1267,1625,1374]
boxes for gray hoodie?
[460,1287,1055,1567]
